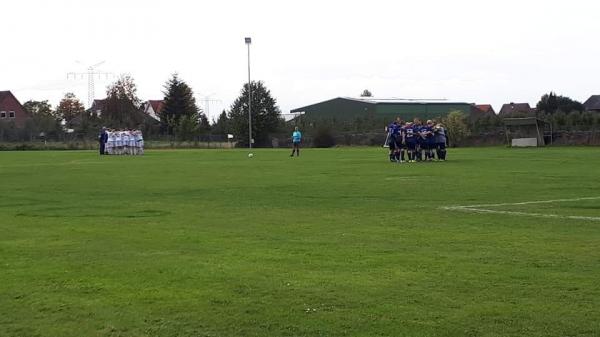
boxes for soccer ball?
[248,153,254,158]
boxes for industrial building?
[290,97,474,122]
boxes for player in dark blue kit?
[413,118,423,161]
[397,119,407,162]
[420,120,435,161]
[404,122,417,162]
[385,120,401,162]
[383,118,449,164]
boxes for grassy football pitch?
[1,147,599,337]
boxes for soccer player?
[413,118,423,161]
[290,126,302,157]
[385,119,400,162]
[137,130,144,155]
[108,130,116,155]
[114,131,122,155]
[396,118,406,163]
[131,130,139,155]
[420,120,435,161]
[105,130,113,155]
[404,121,417,162]
[122,131,131,155]
[128,130,137,155]
[434,123,448,161]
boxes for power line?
[67,61,113,108]
[197,92,222,120]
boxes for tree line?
[1,74,285,146]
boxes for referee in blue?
[290,126,302,157]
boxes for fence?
[2,131,600,151]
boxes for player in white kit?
[105,131,114,155]
[115,131,123,155]
[123,131,131,155]
[136,130,144,155]
[128,130,137,155]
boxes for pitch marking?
[441,196,600,222]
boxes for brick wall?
[0,92,30,128]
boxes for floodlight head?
[245,37,252,44]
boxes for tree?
[443,111,470,147]
[212,110,230,135]
[552,111,567,130]
[581,111,595,131]
[22,100,61,140]
[175,115,199,141]
[23,100,54,117]
[566,111,582,130]
[198,114,211,135]
[536,92,584,114]
[161,73,200,135]
[360,89,373,97]
[228,81,283,147]
[102,75,144,128]
[56,93,85,127]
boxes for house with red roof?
[143,100,164,121]
[0,91,30,128]
[475,104,496,115]
[470,104,496,120]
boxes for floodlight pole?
[245,37,252,150]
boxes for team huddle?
[385,118,448,163]
[101,129,145,155]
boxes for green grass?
[1,147,599,337]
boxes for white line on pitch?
[442,206,600,222]
[448,196,600,209]
[441,196,600,222]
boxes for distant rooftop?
[342,97,454,104]
[290,96,472,114]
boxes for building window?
[0,111,6,118]
[8,111,15,118]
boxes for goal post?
[503,117,552,147]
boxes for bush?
[313,126,336,148]
[553,111,567,130]
[566,111,582,130]
[581,111,595,130]
[175,115,199,141]
[443,111,471,147]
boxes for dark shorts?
[293,141,300,146]
[437,142,446,150]
[388,136,399,150]
[406,141,417,150]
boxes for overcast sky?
[1,0,598,120]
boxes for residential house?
[143,100,164,121]
[583,95,600,112]
[89,99,106,117]
[474,104,496,115]
[499,102,535,116]
[471,104,496,120]
[0,90,30,128]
